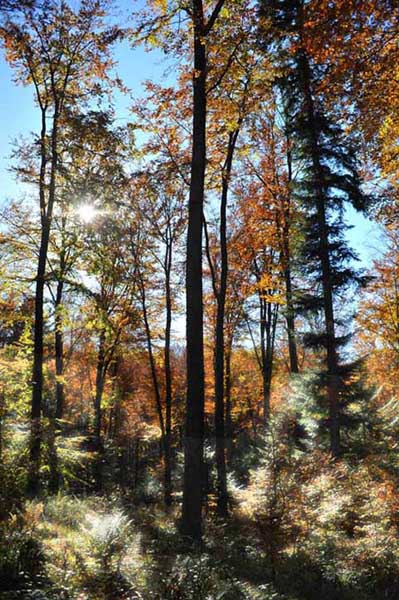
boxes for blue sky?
[0,0,383,270]
[0,0,170,200]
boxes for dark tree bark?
[252,255,279,425]
[92,313,123,487]
[54,277,65,420]
[182,0,207,541]
[107,358,121,441]
[94,328,106,452]
[45,272,65,495]
[224,337,233,463]
[299,48,340,457]
[139,276,172,506]
[281,139,299,374]
[182,0,226,541]
[164,231,173,507]
[28,103,59,496]
[283,254,299,374]
[93,328,106,491]
[133,438,140,489]
[259,290,279,424]
[214,130,240,517]
[47,417,59,494]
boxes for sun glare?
[76,203,97,224]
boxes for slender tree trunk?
[109,359,121,441]
[55,277,65,420]
[48,416,59,494]
[182,0,207,541]
[182,0,226,540]
[259,292,279,424]
[93,328,106,491]
[28,105,59,496]
[282,134,299,374]
[94,329,106,449]
[214,258,228,516]
[29,239,48,495]
[298,38,340,456]
[214,131,238,517]
[164,236,173,507]
[224,339,233,463]
[47,275,65,494]
[259,297,271,423]
[283,255,299,374]
[139,277,170,505]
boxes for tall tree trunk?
[47,274,65,494]
[298,28,340,456]
[259,297,271,423]
[259,292,279,425]
[28,105,59,495]
[164,235,173,507]
[94,328,106,491]
[139,277,170,505]
[283,254,299,374]
[55,277,65,420]
[182,0,226,541]
[133,438,140,489]
[214,130,238,517]
[29,238,48,495]
[182,0,207,541]
[224,338,233,463]
[108,358,121,441]
[282,134,299,374]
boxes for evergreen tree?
[261,0,369,456]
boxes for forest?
[0,0,398,598]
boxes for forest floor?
[2,429,399,600]
[1,485,398,600]
[0,492,286,600]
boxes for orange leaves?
[1,2,122,114]
[356,229,399,400]
[299,0,399,181]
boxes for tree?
[179,0,229,540]
[0,217,34,461]
[234,183,283,424]
[128,168,185,507]
[0,0,122,493]
[0,0,37,11]
[82,214,137,490]
[245,105,300,375]
[303,0,399,210]
[52,108,130,420]
[262,0,368,456]
[203,1,266,515]
[356,228,399,403]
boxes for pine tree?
[261,0,369,456]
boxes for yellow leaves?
[257,272,276,291]
[238,145,251,158]
[380,116,394,138]
[379,113,399,185]
[152,0,168,12]
[254,272,285,306]
[147,32,161,48]
[259,291,285,305]
[219,6,230,19]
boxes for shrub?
[0,512,46,594]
